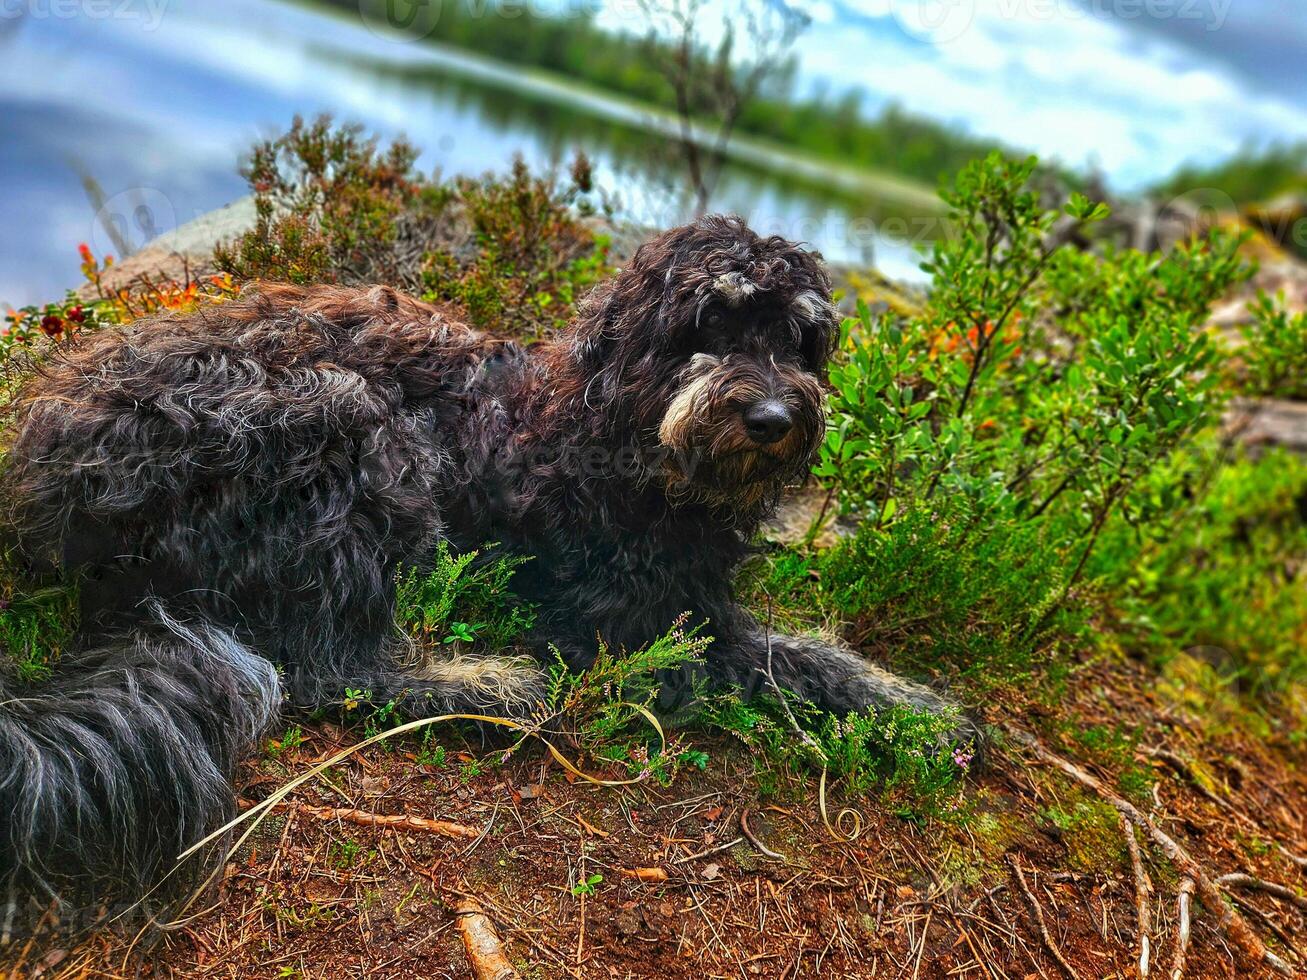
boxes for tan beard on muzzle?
[657,355,812,504]
[658,355,722,452]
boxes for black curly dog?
[0,216,968,916]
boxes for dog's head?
[561,215,837,513]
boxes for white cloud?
[787,0,1307,187]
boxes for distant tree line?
[331,0,1010,189]
[1152,142,1307,205]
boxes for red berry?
[40,315,64,337]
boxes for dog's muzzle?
[656,353,824,504]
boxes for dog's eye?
[702,310,724,329]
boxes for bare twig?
[1123,813,1153,978]
[1169,879,1195,980]
[1008,727,1296,977]
[1006,854,1079,980]
[290,802,481,840]
[1216,874,1307,910]
[741,807,786,862]
[673,836,745,864]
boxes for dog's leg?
[0,601,281,913]
[709,623,981,748]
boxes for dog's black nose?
[742,400,794,445]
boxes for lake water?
[0,0,936,309]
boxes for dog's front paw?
[396,652,549,721]
[839,663,987,765]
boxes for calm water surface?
[0,0,928,308]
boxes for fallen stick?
[456,900,521,980]
[1216,874,1307,911]
[740,807,786,862]
[1008,727,1296,977]
[614,866,670,882]
[1170,879,1194,980]
[294,802,481,840]
[672,836,744,864]
[1278,847,1307,872]
[1123,813,1153,979]
[1006,853,1079,980]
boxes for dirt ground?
[7,653,1305,980]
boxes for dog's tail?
[0,603,281,921]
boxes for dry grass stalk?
[1006,853,1080,980]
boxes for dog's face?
[567,215,837,512]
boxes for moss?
[1157,652,1275,741]
[1042,791,1126,875]
[932,795,1026,889]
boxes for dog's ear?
[793,288,840,372]
[570,234,685,370]
[568,278,621,370]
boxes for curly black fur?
[0,215,969,922]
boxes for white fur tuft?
[713,272,758,306]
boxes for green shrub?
[214,115,438,286]
[1094,448,1307,694]
[821,155,1246,538]
[545,612,713,784]
[810,153,1251,693]
[395,542,536,651]
[1240,293,1307,399]
[420,155,613,336]
[215,118,613,338]
[697,691,970,820]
